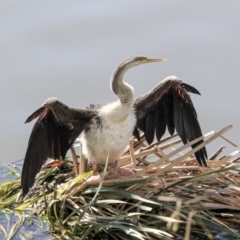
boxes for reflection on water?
[0,161,50,239]
[0,211,50,240]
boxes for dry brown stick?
[223,175,238,185]
[211,156,229,167]
[201,202,240,211]
[158,139,182,150]
[129,139,136,167]
[135,157,151,166]
[184,211,195,240]
[152,125,233,178]
[227,170,240,177]
[133,165,200,172]
[209,146,226,160]
[220,135,238,147]
[63,177,148,196]
[122,135,179,166]
[80,148,87,174]
[232,157,240,163]
[138,135,179,161]
[123,133,177,157]
[128,126,232,192]
[70,147,79,176]
[131,130,215,178]
[212,150,240,168]
[120,139,182,163]
[123,135,146,155]
[141,133,178,152]
[156,146,168,161]
[184,187,230,204]
[218,155,226,160]
[120,146,159,161]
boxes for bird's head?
[111,56,166,95]
[123,56,166,68]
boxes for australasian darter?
[21,56,208,196]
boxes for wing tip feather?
[25,107,45,123]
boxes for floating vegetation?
[1,124,240,239]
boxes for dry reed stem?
[129,139,136,167]
[220,135,238,147]
[185,211,195,240]
[131,130,215,178]
[19,124,240,239]
[80,148,87,174]
[209,146,226,160]
[70,147,79,176]
[135,125,232,179]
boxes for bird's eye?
[137,57,146,62]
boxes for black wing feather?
[134,77,208,167]
[173,93,187,144]
[21,99,94,196]
[181,83,201,95]
[155,105,166,141]
[164,91,175,135]
[145,111,155,144]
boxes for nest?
[1,124,240,239]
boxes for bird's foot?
[108,161,135,178]
[91,161,135,178]
[86,173,101,182]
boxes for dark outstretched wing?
[133,76,208,167]
[21,98,94,196]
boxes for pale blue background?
[0,1,239,163]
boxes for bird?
[21,56,208,197]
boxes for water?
[0,211,50,240]
[0,160,50,240]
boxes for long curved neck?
[111,63,134,106]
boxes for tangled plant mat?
[1,124,240,240]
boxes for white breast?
[80,101,136,165]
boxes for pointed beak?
[143,58,167,64]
